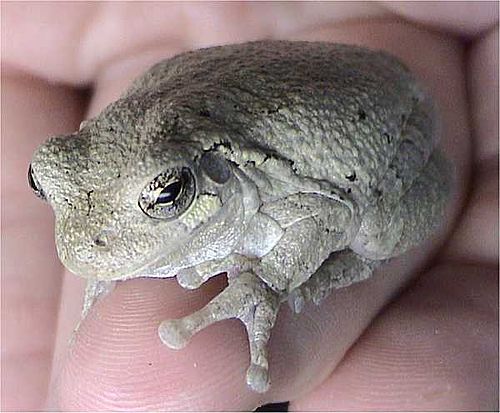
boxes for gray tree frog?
[28,41,451,393]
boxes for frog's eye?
[139,167,196,219]
[28,164,46,200]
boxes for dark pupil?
[157,180,182,204]
[28,164,45,199]
[28,165,38,191]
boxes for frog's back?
[125,41,435,202]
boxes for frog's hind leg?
[288,250,378,313]
[351,90,452,260]
[158,271,280,393]
[287,148,451,313]
[289,101,452,313]
[351,148,452,261]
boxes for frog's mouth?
[61,258,168,281]
[57,227,193,281]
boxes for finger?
[1,70,86,410]
[2,2,389,84]
[442,27,499,264]
[380,1,498,37]
[5,2,497,87]
[467,27,499,164]
[54,19,469,410]
[290,263,498,411]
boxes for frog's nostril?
[93,236,107,247]
[93,229,117,248]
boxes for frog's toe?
[246,363,270,393]
[176,268,204,289]
[158,272,260,352]
[288,288,306,314]
[158,319,192,349]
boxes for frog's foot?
[176,254,252,289]
[159,271,281,393]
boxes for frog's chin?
[61,255,182,281]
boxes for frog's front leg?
[82,278,115,318]
[159,271,280,393]
[254,192,359,292]
[72,279,115,341]
[161,192,358,392]
[176,210,285,289]
[176,254,253,289]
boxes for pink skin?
[2,2,498,411]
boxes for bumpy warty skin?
[29,41,451,393]
[124,41,424,204]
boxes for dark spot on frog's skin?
[199,109,211,118]
[206,140,235,156]
[265,107,279,115]
[86,190,94,216]
[346,188,352,194]
[170,113,180,128]
[345,172,357,182]
[63,197,76,209]
[357,109,366,121]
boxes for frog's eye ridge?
[28,164,46,200]
[139,167,195,219]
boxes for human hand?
[2,2,498,410]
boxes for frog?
[28,40,452,393]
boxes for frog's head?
[29,119,252,281]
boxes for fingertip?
[290,264,499,411]
[55,276,263,411]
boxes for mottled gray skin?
[29,41,451,393]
